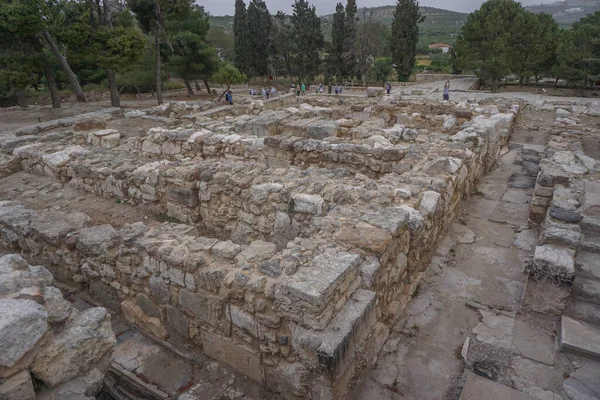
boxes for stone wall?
[0,254,115,400]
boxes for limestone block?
[282,251,360,313]
[41,146,89,169]
[100,133,121,149]
[212,240,241,259]
[306,120,340,140]
[402,128,419,141]
[238,240,277,264]
[532,245,575,283]
[548,199,583,223]
[178,288,222,326]
[583,181,600,218]
[367,87,383,97]
[292,194,324,215]
[359,256,381,289]
[229,305,258,337]
[121,300,168,339]
[336,222,392,253]
[200,329,263,382]
[419,191,441,217]
[149,275,170,304]
[73,117,106,131]
[166,306,189,338]
[0,370,36,400]
[360,206,409,236]
[31,307,116,387]
[76,225,120,256]
[539,226,581,250]
[44,287,72,324]
[29,210,90,246]
[0,299,48,368]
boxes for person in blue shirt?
[225,90,233,105]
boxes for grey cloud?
[200,0,553,16]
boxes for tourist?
[225,90,233,105]
[335,85,339,95]
[328,82,332,94]
[301,82,306,96]
[386,82,392,95]
[271,87,277,97]
[296,84,301,96]
[443,81,450,101]
[262,88,267,100]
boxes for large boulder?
[31,308,116,387]
[0,299,48,368]
[306,120,340,139]
[367,87,383,97]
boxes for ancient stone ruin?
[1,91,599,399]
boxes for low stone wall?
[0,254,115,400]
[415,74,477,84]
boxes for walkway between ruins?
[357,107,599,400]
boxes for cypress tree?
[390,0,423,82]
[342,0,357,79]
[291,0,324,81]
[247,0,272,78]
[331,3,346,79]
[233,0,250,76]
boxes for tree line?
[456,0,600,92]
[2,0,599,107]
[0,0,244,108]
[232,0,424,85]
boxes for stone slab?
[459,372,535,400]
[200,329,263,382]
[560,316,600,358]
[0,370,36,400]
[513,320,555,366]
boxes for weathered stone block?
[166,306,189,338]
[167,186,199,207]
[201,329,263,382]
[292,194,324,215]
[0,370,36,400]
[0,299,48,368]
[178,288,222,326]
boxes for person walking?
[296,84,301,97]
[443,81,450,101]
[386,82,392,95]
[328,82,332,94]
[225,90,233,105]
[301,82,306,96]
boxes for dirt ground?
[0,172,157,228]
[495,84,600,98]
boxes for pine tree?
[291,0,324,81]
[331,3,345,80]
[390,0,423,82]
[233,0,250,76]
[247,0,272,78]
[342,0,357,80]
[455,0,525,92]
[271,12,295,83]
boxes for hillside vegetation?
[209,0,600,48]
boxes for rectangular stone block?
[560,315,600,358]
[201,329,263,382]
[178,288,221,326]
[167,186,199,207]
[0,370,36,400]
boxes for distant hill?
[525,0,600,26]
[208,0,600,48]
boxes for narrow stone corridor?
[357,106,598,400]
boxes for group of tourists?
[248,87,278,100]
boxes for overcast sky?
[200,0,555,16]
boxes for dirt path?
[357,107,574,399]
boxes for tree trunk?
[42,31,87,103]
[362,73,366,87]
[15,89,27,108]
[491,77,498,93]
[554,76,559,89]
[218,85,230,102]
[106,69,120,107]
[43,63,61,109]
[204,80,211,94]
[194,80,202,91]
[183,78,194,96]
[154,0,163,106]
[519,76,524,86]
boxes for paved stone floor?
[356,107,598,400]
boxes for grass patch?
[155,213,181,224]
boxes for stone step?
[575,250,600,281]
[579,233,600,252]
[560,315,600,359]
[580,216,600,237]
[572,277,600,306]
[459,372,535,400]
[565,299,600,325]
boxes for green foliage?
[429,53,451,72]
[455,0,526,91]
[291,0,325,81]
[342,0,358,78]
[207,26,234,62]
[270,11,295,79]
[372,58,393,83]
[330,3,346,78]
[247,0,272,78]
[390,0,424,82]
[212,63,246,87]
[233,0,250,75]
